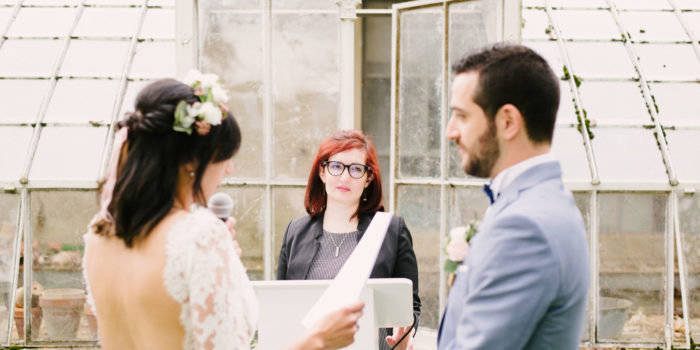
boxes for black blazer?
[276,212,422,321]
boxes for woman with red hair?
[277,130,420,350]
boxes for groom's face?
[446,72,500,178]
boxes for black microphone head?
[208,192,234,220]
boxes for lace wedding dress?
[84,208,259,349]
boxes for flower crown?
[173,69,230,135]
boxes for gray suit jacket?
[438,161,589,350]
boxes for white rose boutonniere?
[444,219,479,274]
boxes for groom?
[438,43,589,349]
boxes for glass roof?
[0,0,175,185]
[522,0,700,184]
[0,0,697,187]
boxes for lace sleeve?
[164,209,258,350]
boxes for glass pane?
[578,81,648,122]
[592,128,668,183]
[29,127,107,181]
[621,11,688,42]
[614,0,671,10]
[524,0,608,7]
[0,40,64,77]
[634,43,700,81]
[272,187,306,276]
[553,10,618,40]
[679,194,700,341]
[0,127,32,182]
[683,12,700,36]
[129,41,176,79]
[650,82,700,122]
[566,42,636,79]
[201,12,264,179]
[598,192,666,342]
[0,193,20,343]
[446,1,498,179]
[551,127,590,182]
[45,79,119,123]
[73,7,140,37]
[140,8,175,40]
[23,0,81,4]
[272,0,335,10]
[217,186,264,280]
[448,186,489,229]
[677,0,700,9]
[6,8,76,37]
[199,0,260,11]
[666,130,700,183]
[361,15,391,198]
[29,190,98,341]
[84,0,142,4]
[0,79,48,122]
[60,40,129,77]
[272,14,338,179]
[448,0,497,59]
[398,7,443,178]
[521,9,550,40]
[572,191,591,342]
[397,185,440,329]
[553,80,576,127]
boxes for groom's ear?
[495,104,523,141]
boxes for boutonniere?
[444,219,479,274]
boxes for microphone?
[208,192,234,221]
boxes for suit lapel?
[299,216,324,279]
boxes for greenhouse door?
[387,0,517,330]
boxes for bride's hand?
[225,217,242,257]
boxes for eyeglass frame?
[322,160,371,179]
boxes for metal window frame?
[2,0,154,345]
[178,0,360,280]
[390,0,512,325]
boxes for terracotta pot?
[83,303,98,339]
[13,307,42,338]
[39,288,85,340]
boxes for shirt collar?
[488,153,555,200]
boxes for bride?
[83,73,363,349]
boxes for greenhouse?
[0,0,699,348]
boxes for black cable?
[389,313,417,350]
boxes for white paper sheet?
[301,211,393,328]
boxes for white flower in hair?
[211,84,229,104]
[182,69,203,87]
[174,69,229,135]
[199,73,219,89]
[199,102,223,125]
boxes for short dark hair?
[104,78,241,247]
[452,43,559,143]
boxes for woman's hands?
[386,326,415,350]
[224,217,242,257]
[313,301,365,349]
[286,301,365,350]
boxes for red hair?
[305,130,384,218]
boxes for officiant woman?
[276,130,421,350]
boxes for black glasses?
[323,161,370,179]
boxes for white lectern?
[252,278,414,350]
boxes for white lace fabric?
[84,208,258,350]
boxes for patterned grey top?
[306,229,392,350]
[306,230,359,280]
